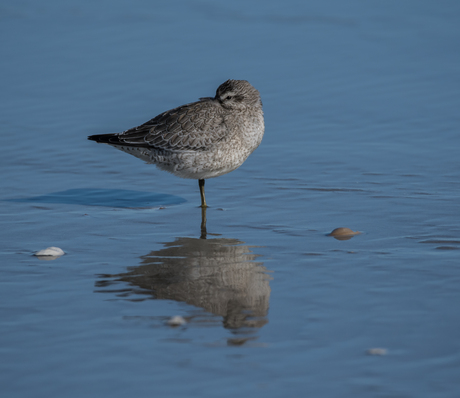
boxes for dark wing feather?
[114,99,227,151]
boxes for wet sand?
[1,1,459,397]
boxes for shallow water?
[1,1,460,397]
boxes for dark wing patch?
[115,99,227,151]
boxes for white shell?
[166,315,187,327]
[366,348,388,356]
[34,247,65,257]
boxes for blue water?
[1,1,459,397]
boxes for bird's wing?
[115,99,227,151]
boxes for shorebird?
[88,79,264,208]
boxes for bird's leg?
[199,179,208,208]
[200,205,207,239]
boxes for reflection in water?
[96,230,271,345]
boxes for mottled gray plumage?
[88,79,264,207]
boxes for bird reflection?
[96,217,271,345]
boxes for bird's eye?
[226,96,232,100]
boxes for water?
[1,1,459,397]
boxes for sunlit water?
[1,1,459,397]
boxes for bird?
[88,80,264,208]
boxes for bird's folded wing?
[116,100,227,151]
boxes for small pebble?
[166,315,187,327]
[34,247,65,257]
[366,348,388,356]
[328,227,361,240]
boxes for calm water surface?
[1,1,459,397]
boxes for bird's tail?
[87,133,121,144]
